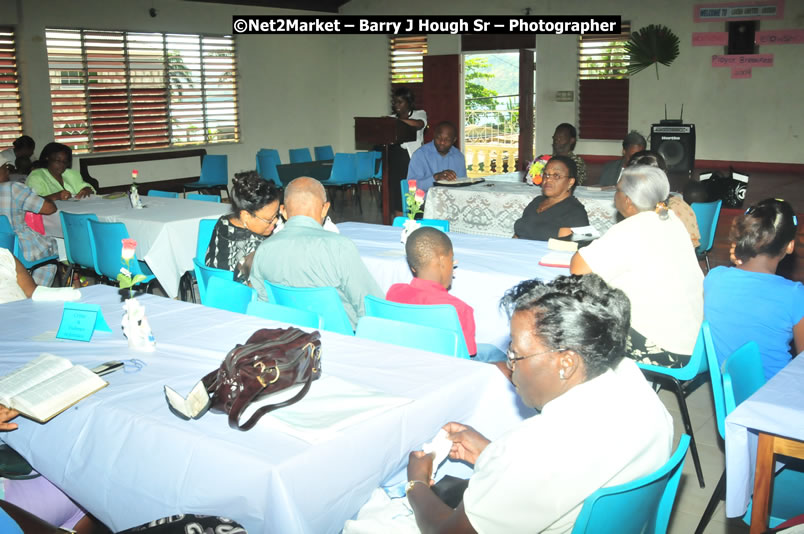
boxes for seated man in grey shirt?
[598,131,646,186]
[250,177,382,328]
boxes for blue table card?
[56,302,112,342]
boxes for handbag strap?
[227,350,317,431]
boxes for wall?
[4,0,345,185]
[3,0,802,186]
[341,0,804,165]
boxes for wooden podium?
[354,117,416,225]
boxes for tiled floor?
[657,384,751,534]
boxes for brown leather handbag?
[202,327,322,431]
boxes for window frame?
[45,27,240,154]
[0,26,23,149]
[577,23,631,141]
[389,35,428,85]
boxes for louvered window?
[0,27,22,148]
[578,24,630,140]
[390,35,427,84]
[46,28,239,153]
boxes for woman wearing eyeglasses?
[704,198,803,380]
[205,171,280,283]
[513,155,589,241]
[405,274,673,533]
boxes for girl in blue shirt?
[704,198,803,380]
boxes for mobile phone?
[91,361,125,376]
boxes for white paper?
[422,429,452,478]
[32,286,82,302]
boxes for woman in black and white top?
[388,87,426,213]
[205,171,280,283]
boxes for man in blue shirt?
[406,122,467,194]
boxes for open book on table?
[0,354,108,423]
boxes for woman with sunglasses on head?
[404,274,673,533]
[513,155,589,240]
[205,171,280,283]
[704,198,803,380]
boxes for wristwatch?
[405,480,428,494]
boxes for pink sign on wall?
[731,66,752,78]
[712,54,774,67]
[694,0,784,22]
[693,32,729,46]
[755,29,804,45]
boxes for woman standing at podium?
[389,87,426,213]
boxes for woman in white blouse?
[571,165,704,367]
[405,274,673,533]
[388,87,426,213]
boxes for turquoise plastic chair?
[0,230,12,250]
[356,151,382,201]
[572,435,691,534]
[697,338,804,532]
[392,216,450,233]
[246,300,323,330]
[356,316,459,358]
[184,154,228,197]
[0,215,16,250]
[86,219,155,288]
[636,325,709,488]
[192,257,234,305]
[257,148,281,166]
[691,200,722,272]
[364,295,470,359]
[147,190,179,198]
[256,151,282,188]
[314,145,335,161]
[264,281,354,336]
[0,214,59,273]
[322,153,361,212]
[60,212,99,282]
[187,193,221,203]
[204,276,254,313]
[289,148,312,163]
[178,218,219,303]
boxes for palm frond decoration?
[626,24,680,80]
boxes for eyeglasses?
[505,345,565,371]
[253,211,280,226]
[541,173,569,182]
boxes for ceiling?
[185,0,351,13]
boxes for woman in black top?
[513,155,589,241]
[205,171,280,282]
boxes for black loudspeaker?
[650,124,696,173]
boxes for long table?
[0,285,527,533]
[338,222,567,351]
[725,355,804,532]
[43,195,230,298]
[423,175,618,238]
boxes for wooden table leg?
[749,432,774,534]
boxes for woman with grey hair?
[570,165,703,367]
[404,274,673,533]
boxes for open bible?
[0,354,108,423]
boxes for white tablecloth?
[338,222,567,351]
[0,285,528,533]
[43,196,230,298]
[423,177,618,238]
[724,355,804,517]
